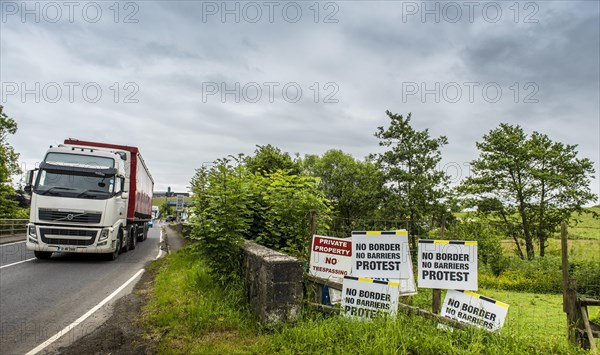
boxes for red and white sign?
[309,235,352,282]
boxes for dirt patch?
[57,266,159,355]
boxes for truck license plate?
[57,246,76,252]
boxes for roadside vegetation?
[141,247,589,354]
[0,105,28,218]
[172,111,598,353]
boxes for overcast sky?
[1,1,599,201]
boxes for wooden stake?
[561,222,569,312]
[580,305,598,354]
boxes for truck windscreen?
[34,165,117,199]
[45,152,115,168]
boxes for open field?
[455,206,600,241]
[151,196,194,207]
[569,206,600,240]
[500,238,600,263]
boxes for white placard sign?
[418,240,478,290]
[342,276,400,319]
[441,289,510,331]
[351,230,412,279]
[309,235,352,282]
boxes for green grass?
[142,247,266,354]
[569,206,600,240]
[152,196,194,208]
[142,247,591,354]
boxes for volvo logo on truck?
[24,139,154,261]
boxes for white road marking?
[0,257,36,269]
[25,268,145,355]
[156,228,164,259]
[0,240,26,247]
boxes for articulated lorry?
[25,139,154,260]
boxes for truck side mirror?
[119,176,128,198]
[120,177,129,193]
[24,169,37,194]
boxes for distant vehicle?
[25,139,154,260]
[148,220,153,228]
[165,216,175,222]
[152,205,159,220]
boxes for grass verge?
[141,246,592,354]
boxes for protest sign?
[441,289,509,331]
[351,230,412,279]
[418,240,478,290]
[342,276,400,319]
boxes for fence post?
[432,216,445,314]
[309,210,317,237]
[562,222,569,312]
[562,222,586,348]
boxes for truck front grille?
[40,228,97,246]
[39,208,102,224]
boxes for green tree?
[244,144,300,175]
[0,105,22,218]
[373,111,450,249]
[460,124,597,259]
[303,149,383,235]
[252,170,330,257]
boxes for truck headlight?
[98,229,109,242]
[28,225,38,243]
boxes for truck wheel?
[129,226,137,250]
[122,228,130,253]
[137,223,146,242]
[107,233,121,261]
[34,251,52,259]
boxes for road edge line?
[0,240,26,247]
[156,228,163,259]
[25,268,145,355]
[0,257,36,269]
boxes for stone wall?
[242,240,303,325]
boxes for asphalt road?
[0,224,162,355]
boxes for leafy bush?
[479,252,599,297]
[190,157,331,282]
[571,259,600,298]
[190,159,252,284]
[480,256,563,294]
